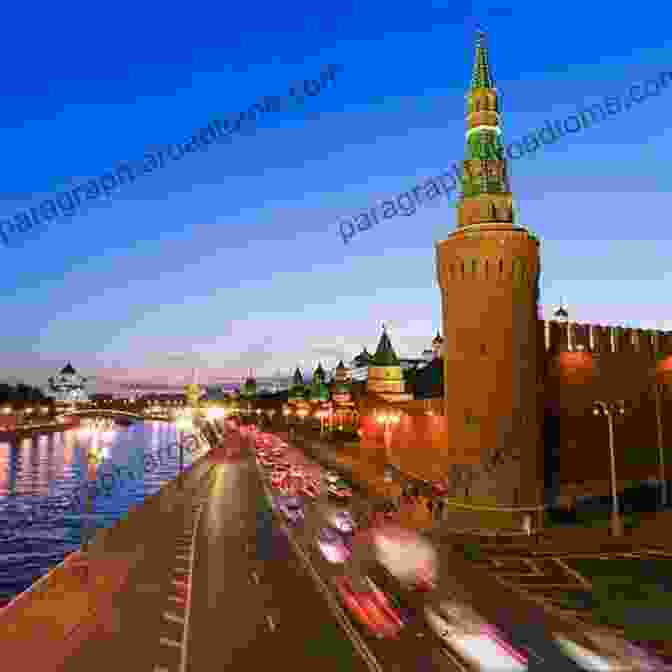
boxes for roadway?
[56,428,375,672]
[55,420,587,672]
[256,425,595,671]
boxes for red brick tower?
[435,31,543,520]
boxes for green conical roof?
[372,328,400,366]
[471,29,494,90]
[336,360,346,370]
[288,385,305,401]
[314,362,326,382]
[333,381,351,394]
[310,381,330,402]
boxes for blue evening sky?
[1,0,670,392]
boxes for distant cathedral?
[47,362,89,406]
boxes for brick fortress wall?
[357,320,672,514]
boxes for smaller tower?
[432,331,444,358]
[366,326,413,402]
[334,360,352,384]
[240,369,257,398]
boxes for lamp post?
[653,376,668,509]
[592,400,625,537]
[374,411,401,463]
[80,436,104,580]
[374,410,401,503]
[176,414,193,489]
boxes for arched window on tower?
[460,260,465,278]
[484,260,489,279]
[498,259,504,276]
[449,263,455,280]
[471,258,478,276]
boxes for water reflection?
[0,420,200,605]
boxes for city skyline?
[1,2,670,393]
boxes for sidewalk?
[0,443,215,672]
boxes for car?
[554,631,670,671]
[333,576,404,638]
[290,466,303,477]
[279,499,304,525]
[316,527,351,563]
[302,482,320,498]
[328,484,352,499]
[424,601,527,672]
[324,471,340,484]
[329,509,356,533]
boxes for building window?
[461,261,465,278]
[499,259,504,276]
[471,258,478,276]
[479,343,487,356]
[484,260,489,279]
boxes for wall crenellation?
[543,319,672,356]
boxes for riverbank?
[0,432,216,671]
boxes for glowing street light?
[592,400,625,537]
[175,415,194,487]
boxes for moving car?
[316,527,351,563]
[424,601,527,671]
[329,509,356,533]
[554,631,671,671]
[334,576,404,638]
[372,524,438,591]
[328,484,352,500]
[302,482,320,498]
[279,497,304,525]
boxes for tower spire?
[471,28,494,90]
[458,29,514,229]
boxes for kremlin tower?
[366,326,413,403]
[435,30,542,514]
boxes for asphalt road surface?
[261,427,593,672]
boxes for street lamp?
[653,380,668,508]
[175,414,193,488]
[592,400,625,537]
[374,411,401,462]
[316,410,327,437]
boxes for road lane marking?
[180,503,203,672]
[522,645,545,663]
[440,646,469,672]
[164,611,185,624]
[266,614,276,631]
[553,558,592,589]
[268,482,383,672]
[160,637,182,649]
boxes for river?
[0,419,202,605]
